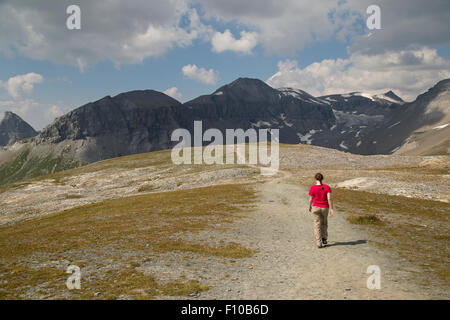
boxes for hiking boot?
[322,238,328,245]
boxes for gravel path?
[201,172,431,299]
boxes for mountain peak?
[0,111,37,146]
[213,77,277,98]
[113,89,182,106]
[430,78,450,92]
[1,111,19,121]
[383,90,403,102]
[228,77,267,86]
[412,78,450,103]
[1,111,26,124]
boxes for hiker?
[308,173,334,248]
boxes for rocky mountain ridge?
[0,77,448,185]
[0,111,37,147]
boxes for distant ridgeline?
[0,78,449,185]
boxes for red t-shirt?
[309,184,332,208]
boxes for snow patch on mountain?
[390,146,401,153]
[375,94,398,103]
[297,130,315,145]
[278,88,328,105]
[251,120,272,128]
[333,110,384,127]
[354,92,375,101]
[433,123,449,130]
[339,141,348,150]
[284,120,294,127]
[308,97,329,105]
[388,121,401,128]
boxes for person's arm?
[309,196,313,212]
[327,192,334,216]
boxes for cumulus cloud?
[1,0,448,67]
[348,0,450,54]
[196,0,450,56]
[163,87,182,100]
[182,64,219,85]
[211,29,258,54]
[266,47,450,101]
[0,99,65,130]
[1,73,43,99]
[0,72,61,129]
[0,0,212,71]
[197,0,365,55]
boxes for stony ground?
[196,180,431,299]
[0,144,448,299]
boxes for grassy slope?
[1,144,448,297]
[289,167,449,293]
[0,146,81,186]
[334,188,450,289]
[0,144,254,189]
[0,183,257,299]
[0,149,178,194]
[423,137,450,156]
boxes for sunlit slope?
[0,147,260,226]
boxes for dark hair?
[315,173,324,190]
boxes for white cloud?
[197,0,364,55]
[163,87,182,100]
[266,47,450,101]
[196,0,450,56]
[349,0,450,54]
[1,0,449,69]
[182,64,219,85]
[0,1,212,71]
[0,99,65,130]
[1,73,43,99]
[211,29,258,54]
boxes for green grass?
[0,265,210,300]
[63,194,85,199]
[0,147,81,186]
[334,187,450,288]
[152,241,257,258]
[0,147,31,184]
[0,148,174,187]
[0,142,273,190]
[0,146,255,192]
[347,214,384,225]
[137,184,158,193]
[0,183,258,299]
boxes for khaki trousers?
[311,206,329,245]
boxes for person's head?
[315,172,324,189]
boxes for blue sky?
[1,0,449,129]
[0,28,349,104]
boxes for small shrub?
[348,214,384,225]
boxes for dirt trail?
[201,171,431,299]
